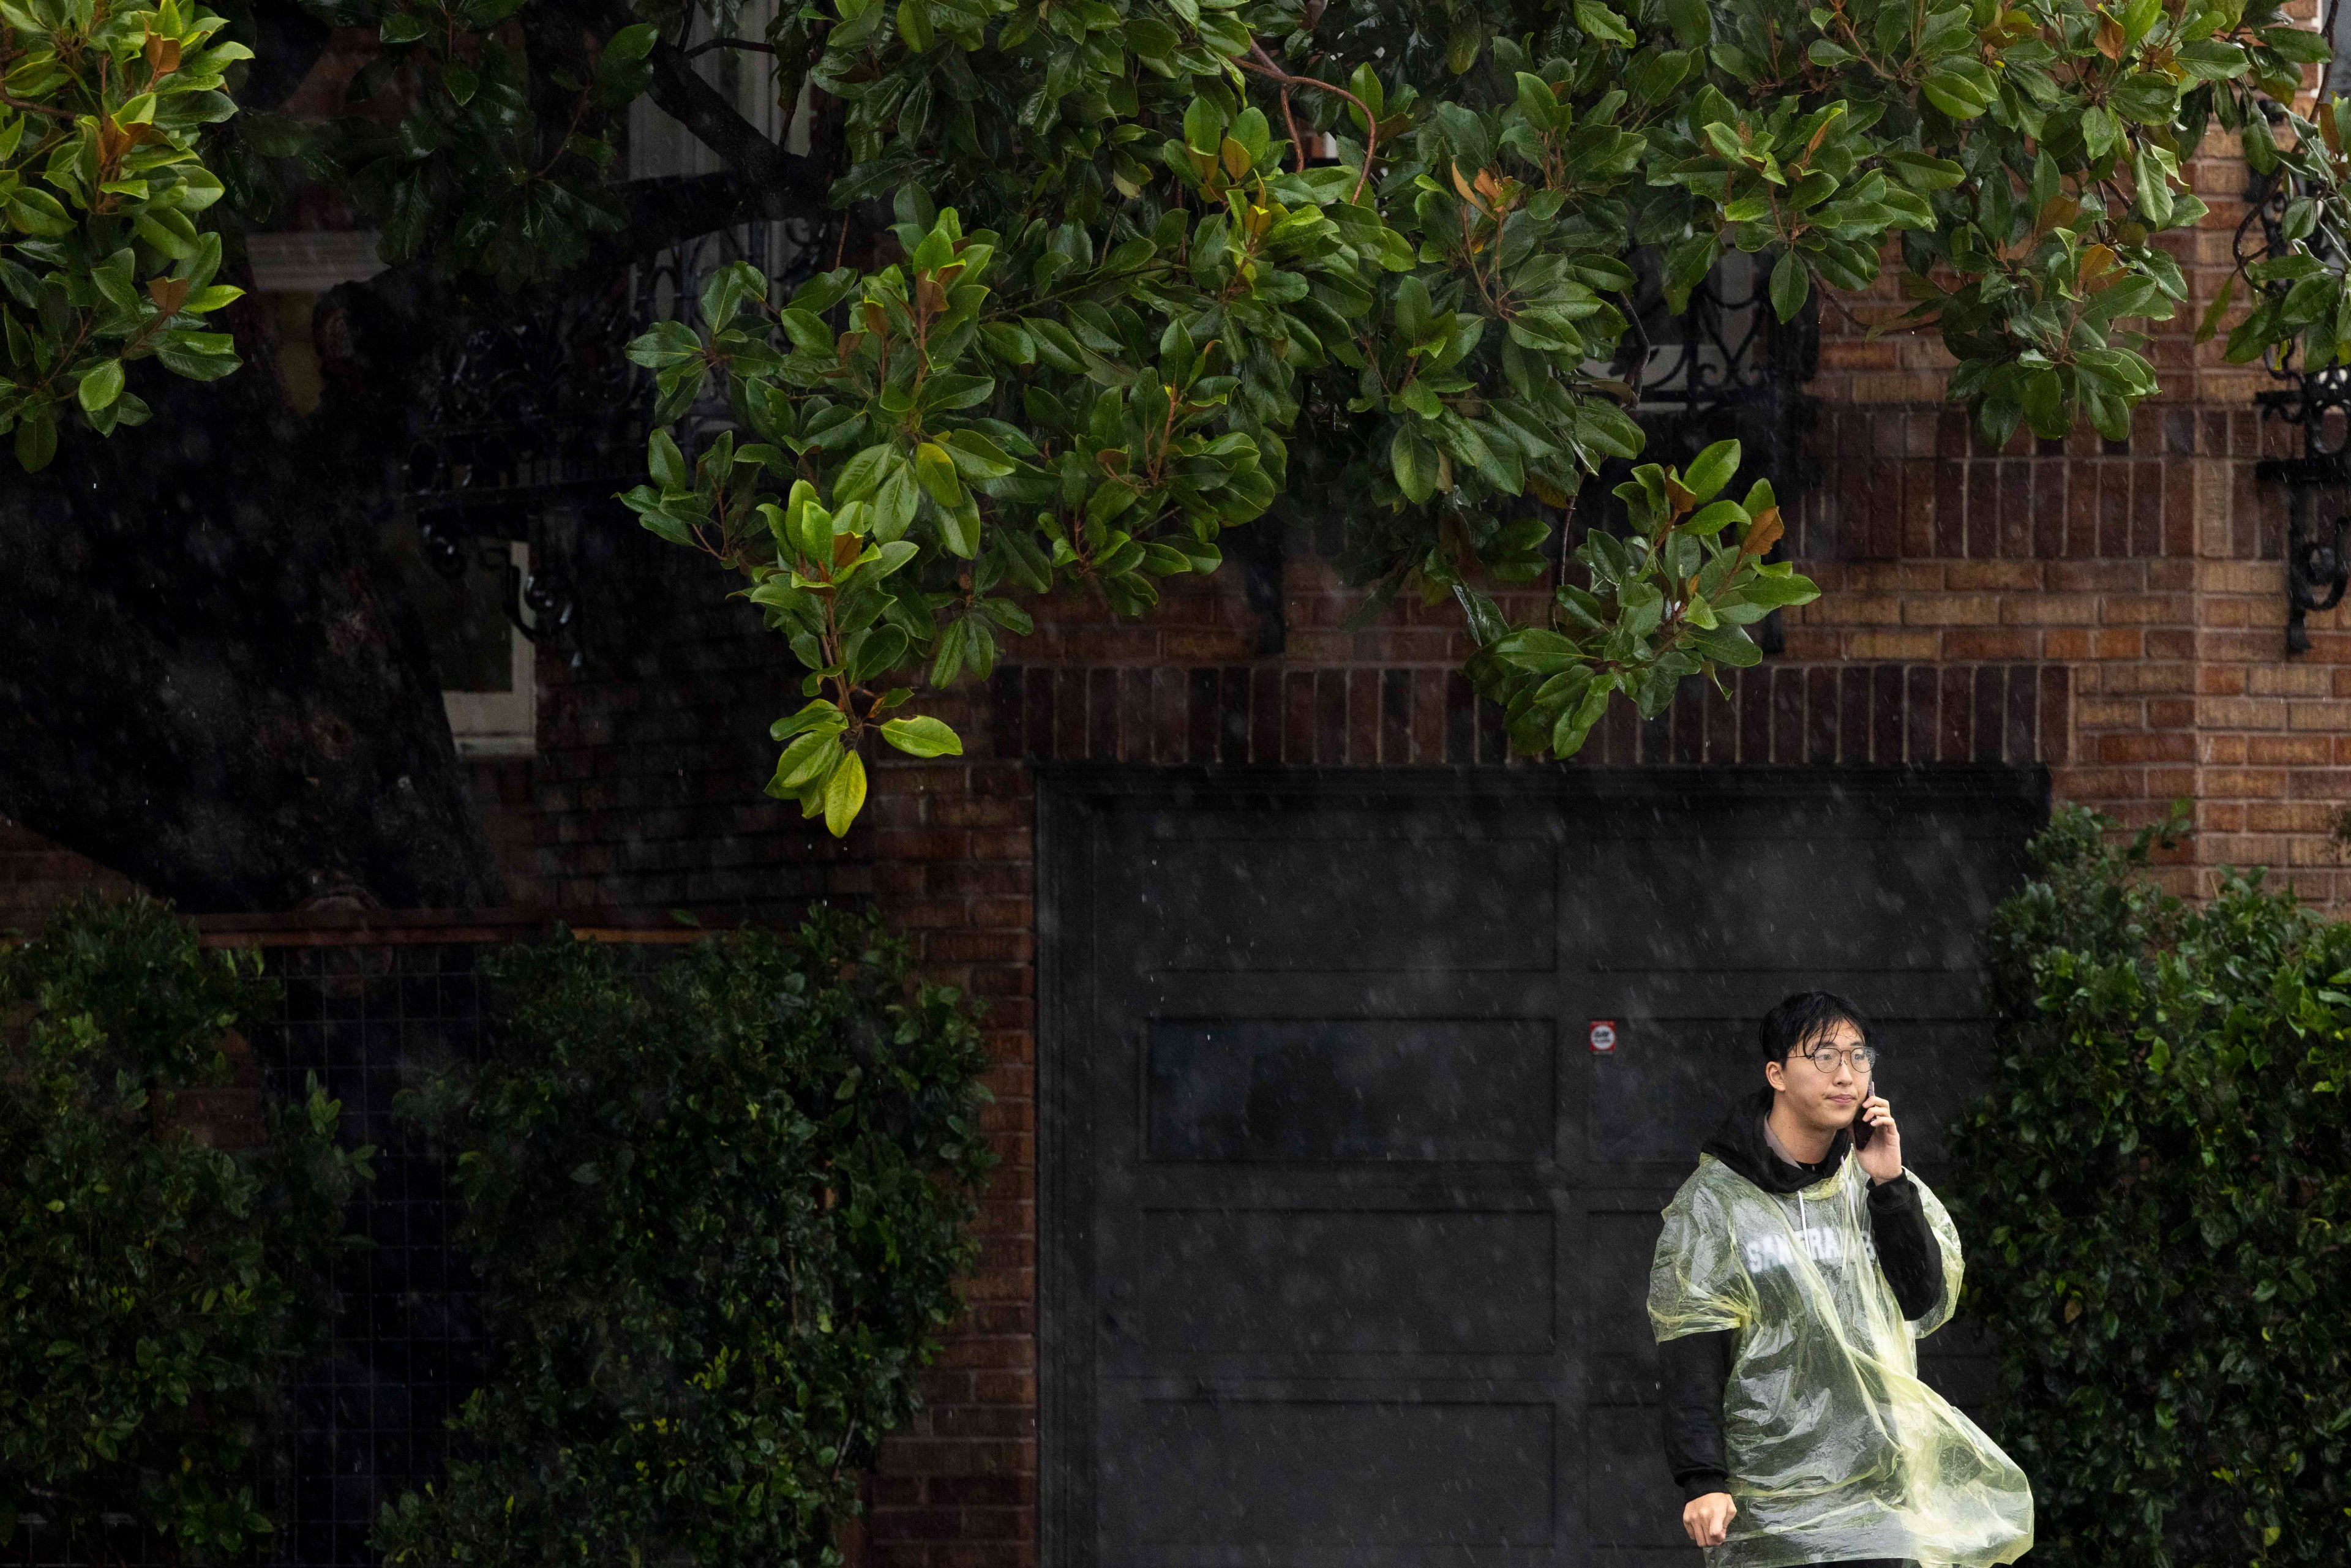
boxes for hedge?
[0,896,365,1558]
[1952,807,2351,1567]
[373,909,994,1568]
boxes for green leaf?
[770,730,842,793]
[1183,96,1228,156]
[2197,276,2235,345]
[872,467,921,542]
[1681,439,1740,504]
[1662,0,1711,47]
[913,442,964,509]
[823,749,868,836]
[648,430,689,492]
[937,495,981,558]
[76,358,124,414]
[1682,499,1747,536]
[1573,0,1637,45]
[1685,624,1763,666]
[849,625,911,683]
[879,716,964,757]
[1884,149,1966,191]
[938,429,1016,478]
[6,188,73,238]
[14,410,55,470]
[899,0,936,51]
[834,443,901,503]
[1453,585,1509,645]
[929,617,969,686]
[771,700,849,742]
[1391,425,1440,503]
[604,22,659,60]
[1920,62,1993,119]
[1730,571,1820,609]
[1768,250,1810,322]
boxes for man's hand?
[1857,1093,1903,1184]
[1682,1490,1736,1547]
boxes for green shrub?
[375,908,995,1568]
[1952,807,2351,1568]
[0,895,368,1558]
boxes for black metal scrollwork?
[1615,256,1820,657]
[2240,165,2351,653]
[2287,490,2351,653]
[396,213,833,658]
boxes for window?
[381,524,540,759]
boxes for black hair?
[1758,991,1869,1063]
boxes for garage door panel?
[1865,1021,1993,1165]
[1109,1394,1561,1550]
[1146,1019,1556,1163]
[1128,974,1572,1022]
[1590,971,1987,1020]
[1588,1023,1749,1165]
[1140,1208,1556,1356]
[1587,1209,1668,1403]
[1584,1408,1692,1551]
[1135,836,1558,974]
[1568,837,2017,974]
[1123,1168,1563,1210]
[1918,1316,2000,1411]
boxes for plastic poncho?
[1648,1152,2034,1568]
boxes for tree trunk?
[0,290,504,913]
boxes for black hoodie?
[1657,1087,1946,1502]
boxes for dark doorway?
[1038,766,2044,1568]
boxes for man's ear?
[1763,1058,1785,1095]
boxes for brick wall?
[1788,396,2351,900]
[0,816,135,933]
[1790,86,2351,896]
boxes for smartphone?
[1851,1071,1877,1150]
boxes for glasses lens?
[1850,1046,1874,1070]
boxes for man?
[1649,992,2033,1567]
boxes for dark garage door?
[1038,767,2043,1568]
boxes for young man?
[1649,992,2033,1568]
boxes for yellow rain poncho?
[1649,1151,2033,1568]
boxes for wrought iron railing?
[397,209,835,655]
[2238,164,2351,652]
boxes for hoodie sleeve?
[1867,1172,1944,1320]
[1658,1328,1733,1499]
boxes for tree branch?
[605,170,827,258]
[685,36,780,59]
[571,0,830,204]
[1237,40,1378,201]
[519,1,598,149]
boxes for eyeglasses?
[1790,1044,1874,1074]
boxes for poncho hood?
[1701,1085,1851,1193]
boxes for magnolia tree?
[2,0,2340,838]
